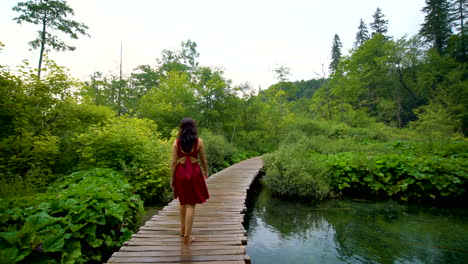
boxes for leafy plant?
[75,116,171,203]
[328,152,468,201]
[263,134,332,199]
[262,128,467,201]
[199,129,237,173]
[0,132,61,197]
[0,168,143,264]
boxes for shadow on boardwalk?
[107,157,263,264]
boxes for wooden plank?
[127,238,247,245]
[132,233,246,239]
[142,224,244,229]
[137,230,247,235]
[161,208,245,212]
[140,226,245,232]
[125,240,244,246]
[109,261,246,264]
[114,250,246,257]
[145,221,243,226]
[127,237,245,242]
[119,245,245,252]
[158,212,244,217]
[150,217,244,222]
[108,254,247,263]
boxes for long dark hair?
[178,118,198,153]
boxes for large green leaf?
[0,247,18,264]
[106,204,125,221]
[61,240,82,264]
[0,231,18,246]
[88,238,103,248]
[42,226,67,252]
[14,248,31,262]
[25,212,57,231]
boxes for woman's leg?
[179,204,186,236]
[184,204,196,244]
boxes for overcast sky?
[1,0,425,89]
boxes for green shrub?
[199,129,237,173]
[292,119,334,136]
[281,131,389,156]
[0,132,61,197]
[75,116,171,203]
[51,102,116,175]
[228,150,260,165]
[329,152,468,200]
[0,168,143,264]
[233,130,275,154]
[263,127,467,201]
[293,119,390,141]
[409,103,464,151]
[263,135,332,199]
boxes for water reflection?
[246,187,468,264]
[137,205,163,227]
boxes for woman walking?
[171,118,210,244]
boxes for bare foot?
[183,235,195,244]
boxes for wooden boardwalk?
[107,157,263,264]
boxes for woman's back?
[170,118,210,244]
[173,137,209,205]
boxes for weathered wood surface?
[107,157,263,264]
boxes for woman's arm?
[170,140,178,189]
[198,138,209,179]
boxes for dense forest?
[0,0,467,263]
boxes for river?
[245,186,468,264]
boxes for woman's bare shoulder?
[198,138,205,149]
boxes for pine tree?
[450,0,467,33]
[370,7,389,36]
[419,0,453,54]
[329,34,342,74]
[354,18,370,48]
[449,0,467,61]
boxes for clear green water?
[137,205,163,227]
[245,187,468,264]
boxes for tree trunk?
[397,96,402,128]
[397,67,417,101]
[460,0,466,62]
[323,80,332,120]
[38,9,47,79]
[230,126,236,143]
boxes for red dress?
[173,138,209,205]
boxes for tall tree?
[12,0,89,78]
[138,72,196,137]
[130,65,160,95]
[273,65,291,82]
[354,19,370,48]
[194,67,233,130]
[450,0,467,33]
[449,0,468,61]
[180,39,200,73]
[330,34,343,74]
[370,7,389,36]
[157,40,200,78]
[419,0,453,54]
